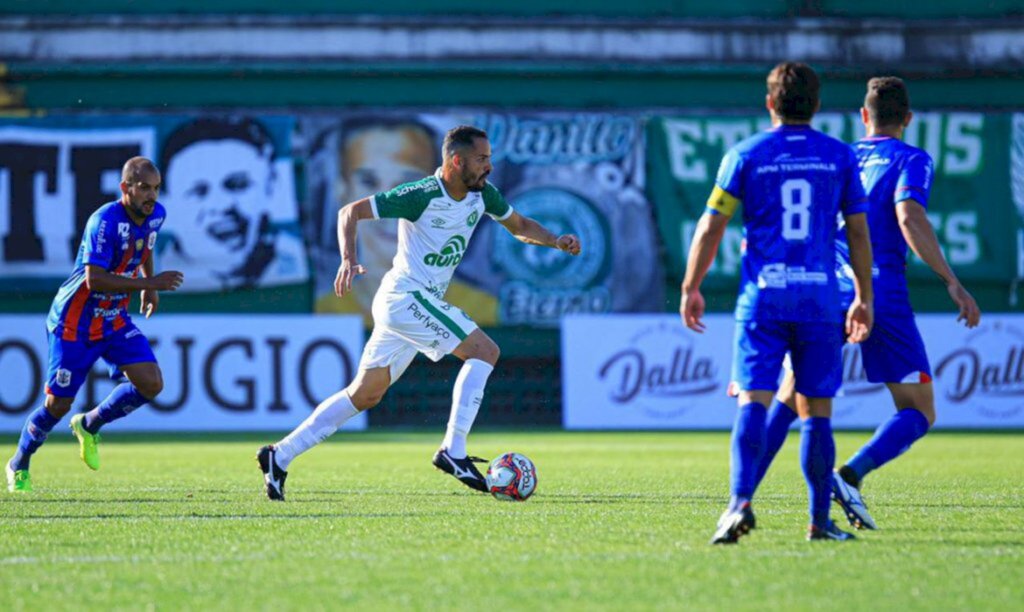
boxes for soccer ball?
[485,452,537,501]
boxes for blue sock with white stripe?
[83,384,149,434]
[846,408,930,482]
[10,405,61,471]
[800,417,835,529]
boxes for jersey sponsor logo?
[93,306,122,319]
[466,210,479,227]
[756,264,828,289]
[118,223,131,239]
[149,218,164,229]
[394,179,440,198]
[406,302,452,340]
[423,235,467,267]
[55,368,73,388]
[125,328,142,339]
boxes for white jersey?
[369,168,513,299]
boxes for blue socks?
[753,398,798,491]
[10,405,61,471]
[83,383,149,434]
[801,417,835,529]
[846,408,930,483]
[729,402,767,510]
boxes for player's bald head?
[121,156,160,184]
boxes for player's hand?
[680,287,706,333]
[948,282,981,328]
[556,234,581,256]
[334,259,367,297]
[845,298,873,344]
[147,271,184,292]
[140,289,159,319]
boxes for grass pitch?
[1,431,1021,610]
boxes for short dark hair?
[443,125,487,160]
[767,62,820,121]
[121,156,160,184]
[865,77,910,128]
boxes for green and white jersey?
[369,168,513,299]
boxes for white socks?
[275,389,359,470]
[442,358,494,459]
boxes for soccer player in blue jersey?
[754,77,981,530]
[681,62,875,543]
[5,157,184,493]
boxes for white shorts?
[359,289,478,383]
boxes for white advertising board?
[0,315,365,432]
[563,314,1024,429]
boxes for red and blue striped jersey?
[46,201,167,342]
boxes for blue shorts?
[733,320,844,398]
[860,313,932,384]
[46,323,156,398]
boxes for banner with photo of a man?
[0,115,308,295]
[300,112,663,327]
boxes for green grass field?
[1,431,1021,610]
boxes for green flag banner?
[647,112,1018,295]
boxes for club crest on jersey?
[467,211,479,227]
[423,235,466,267]
[135,239,144,251]
[55,368,72,388]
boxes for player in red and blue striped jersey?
[755,77,982,530]
[5,157,184,493]
[682,62,876,543]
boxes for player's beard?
[128,197,155,219]
[463,167,488,192]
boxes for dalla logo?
[934,321,1024,417]
[596,321,718,418]
[423,235,466,267]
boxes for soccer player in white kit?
[257,126,582,500]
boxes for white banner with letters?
[563,314,1024,429]
[0,315,365,432]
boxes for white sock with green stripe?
[275,389,359,470]
[442,358,494,459]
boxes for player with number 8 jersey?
[682,62,874,544]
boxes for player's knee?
[135,375,163,400]
[44,395,74,418]
[349,387,384,411]
[472,335,500,365]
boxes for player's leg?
[442,329,499,459]
[711,321,785,544]
[753,367,799,491]
[7,332,98,491]
[792,322,853,541]
[7,394,74,493]
[69,326,161,470]
[840,381,932,482]
[834,315,932,528]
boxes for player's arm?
[681,208,730,333]
[139,253,159,318]
[334,197,374,297]
[843,212,874,343]
[85,265,182,293]
[498,211,580,255]
[897,199,980,327]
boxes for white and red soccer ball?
[485,452,537,501]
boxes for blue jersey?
[708,125,868,322]
[837,137,934,315]
[47,201,167,342]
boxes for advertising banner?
[301,111,663,327]
[647,112,1019,292]
[0,315,365,432]
[563,314,1024,429]
[0,116,308,294]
